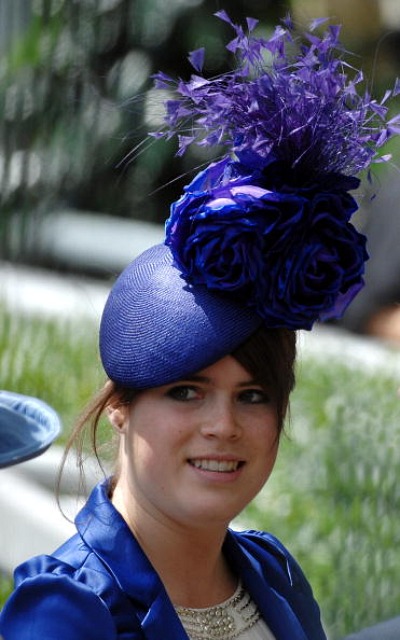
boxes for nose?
[200,398,241,440]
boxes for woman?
[1,12,397,640]
[1,271,321,640]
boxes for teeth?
[190,459,240,472]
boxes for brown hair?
[232,326,296,431]
[58,326,296,496]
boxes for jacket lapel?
[137,590,188,640]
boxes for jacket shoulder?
[229,529,327,639]
[1,535,142,639]
[231,528,310,590]
[0,561,117,640]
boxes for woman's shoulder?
[0,551,118,640]
[228,529,327,639]
[0,534,136,640]
[230,527,297,560]
[13,531,112,589]
[228,528,314,592]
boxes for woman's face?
[112,355,280,531]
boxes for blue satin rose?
[165,157,367,330]
[258,195,368,329]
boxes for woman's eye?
[239,389,271,404]
[166,386,199,401]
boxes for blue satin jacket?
[0,481,327,640]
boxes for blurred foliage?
[1,298,400,637]
[0,572,13,608]
[1,0,400,268]
[0,305,102,428]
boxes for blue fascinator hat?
[100,243,262,388]
[0,391,61,468]
[100,12,400,388]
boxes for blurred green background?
[1,1,400,638]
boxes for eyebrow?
[178,375,264,388]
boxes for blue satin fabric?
[0,480,327,639]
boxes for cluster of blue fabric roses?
[166,156,364,330]
[154,12,400,330]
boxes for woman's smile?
[188,458,244,473]
[186,456,247,485]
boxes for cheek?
[124,435,170,500]
[259,440,279,486]
[125,419,179,474]
[252,421,280,462]
[250,409,279,438]
[127,431,162,466]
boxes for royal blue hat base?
[0,391,62,469]
[99,244,263,388]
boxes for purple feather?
[152,13,399,183]
[188,48,205,73]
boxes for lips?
[188,459,243,472]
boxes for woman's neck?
[111,481,237,608]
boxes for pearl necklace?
[175,582,261,640]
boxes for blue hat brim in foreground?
[99,243,263,388]
[0,391,62,469]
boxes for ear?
[107,405,128,433]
